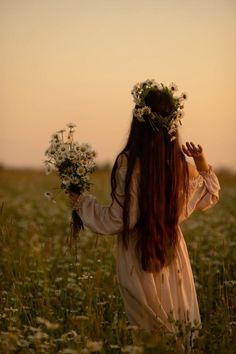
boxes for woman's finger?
[197,144,203,153]
[190,142,198,152]
[182,145,191,156]
[186,142,193,152]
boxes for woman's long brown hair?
[111,89,189,272]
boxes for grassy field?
[0,168,235,353]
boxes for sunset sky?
[1,0,236,170]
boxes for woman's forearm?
[193,155,209,172]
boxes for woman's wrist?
[193,155,209,172]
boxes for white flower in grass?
[121,345,143,353]
[86,340,103,352]
[77,166,86,176]
[169,82,178,92]
[44,192,56,203]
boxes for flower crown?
[131,79,187,141]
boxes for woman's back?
[71,79,220,343]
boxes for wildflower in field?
[44,192,56,203]
[61,330,79,342]
[76,315,89,321]
[121,345,143,353]
[60,349,78,354]
[224,280,236,287]
[36,317,59,330]
[86,340,103,352]
[110,344,120,349]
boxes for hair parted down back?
[111,88,189,272]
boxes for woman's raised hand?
[182,141,210,172]
[182,142,204,159]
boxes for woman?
[70,80,220,339]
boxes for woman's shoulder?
[116,153,140,174]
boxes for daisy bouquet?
[44,123,96,239]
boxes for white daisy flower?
[86,340,103,352]
[70,175,79,184]
[79,159,87,166]
[142,106,152,115]
[179,92,187,101]
[45,146,54,156]
[86,150,95,159]
[80,144,88,153]
[67,151,77,160]
[67,123,76,129]
[51,133,59,141]
[57,129,66,134]
[77,166,86,176]
[177,111,184,119]
[82,175,90,182]
[73,144,81,153]
[58,144,68,154]
[56,154,65,164]
[169,82,178,92]
[133,108,145,122]
[61,175,71,186]
[44,191,56,203]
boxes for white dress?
[74,162,220,334]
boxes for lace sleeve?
[187,166,220,216]
[73,167,126,235]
